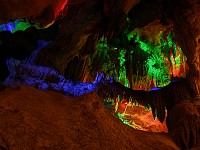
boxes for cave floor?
[0,86,180,150]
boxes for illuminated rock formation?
[0,0,200,149]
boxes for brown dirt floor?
[0,86,180,150]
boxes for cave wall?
[34,0,131,81]
[171,0,200,104]
[0,0,69,26]
[34,0,102,78]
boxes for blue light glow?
[0,20,19,32]
[4,58,98,97]
[0,19,31,33]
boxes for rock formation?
[0,0,200,149]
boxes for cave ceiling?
[0,0,200,78]
[0,0,200,79]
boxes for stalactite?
[98,70,200,149]
[96,77,194,123]
[148,90,165,123]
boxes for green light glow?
[93,26,186,129]
[12,22,31,33]
[118,49,129,87]
[93,38,129,87]
[93,24,186,89]
[127,33,134,41]
[145,53,170,86]
[115,113,131,126]
[91,38,118,79]
[0,20,31,33]
[139,41,150,52]
[127,30,186,87]
[167,32,173,48]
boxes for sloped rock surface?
[0,86,179,150]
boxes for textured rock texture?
[0,0,68,26]
[166,100,200,149]
[0,86,179,150]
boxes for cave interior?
[0,0,200,149]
